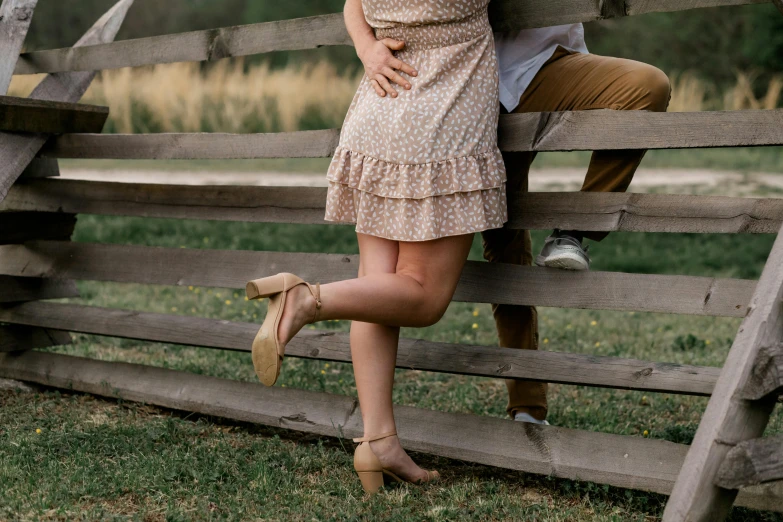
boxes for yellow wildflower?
[543,338,549,344]
[225,300,232,305]
[35,428,41,434]
[472,323,479,329]
[590,320,597,326]
[171,307,178,312]
[188,286,194,291]
[595,342,601,347]
[320,370,326,375]
[643,430,649,437]
[472,309,479,317]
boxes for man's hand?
[357,38,418,98]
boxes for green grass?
[2,211,783,520]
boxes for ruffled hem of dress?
[324,181,507,242]
[326,146,506,200]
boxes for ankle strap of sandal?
[307,282,322,322]
[352,430,397,443]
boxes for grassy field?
[2,195,783,521]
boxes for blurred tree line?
[25,0,783,88]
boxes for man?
[483,24,671,424]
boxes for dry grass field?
[8,62,782,134]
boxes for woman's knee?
[394,270,451,327]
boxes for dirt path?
[58,167,783,194]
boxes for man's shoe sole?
[536,253,589,271]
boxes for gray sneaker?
[514,412,550,425]
[535,231,590,271]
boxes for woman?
[246,0,506,493]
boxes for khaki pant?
[481,47,671,420]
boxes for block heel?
[353,431,439,494]
[356,471,385,494]
[244,272,322,386]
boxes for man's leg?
[516,46,671,245]
[481,151,548,422]
[487,49,671,420]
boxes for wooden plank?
[741,343,783,401]
[15,13,351,74]
[36,110,783,160]
[0,0,133,203]
[0,95,108,134]
[0,0,36,92]
[0,300,722,395]
[663,225,783,521]
[0,211,76,244]
[0,324,70,352]
[42,129,341,160]
[0,350,777,512]
[12,0,767,73]
[0,241,756,317]
[497,110,783,152]
[5,179,783,235]
[0,275,79,302]
[508,191,783,234]
[715,436,783,489]
[19,158,59,179]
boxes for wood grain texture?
[0,324,70,352]
[0,350,777,511]
[0,0,37,92]
[0,95,108,134]
[0,0,133,203]
[742,343,783,401]
[0,211,76,244]
[37,110,783,159]
[13,0,767,73]
[0,275,79,302]
[0,241,756,316]
[0,300,722,395]
[663,225,783,521]
[41,129,341,160]
[19,158,59,179]
[497,110,783,152]
[715,436,783,489]
[5,179,783,234]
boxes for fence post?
[662,224,783,520]
[0,0,134,203]
[0,0,37,93]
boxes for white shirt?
[494,24,588,112]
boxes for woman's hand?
[357,38,418,98]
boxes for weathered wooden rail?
[1,0,782,520]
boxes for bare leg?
[274,232,474,482]
[349,234,425,482]
[277,233,475,344]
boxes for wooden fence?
[1,0,782,519]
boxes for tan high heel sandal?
[353,431,440,494]
[245,272,321,386]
